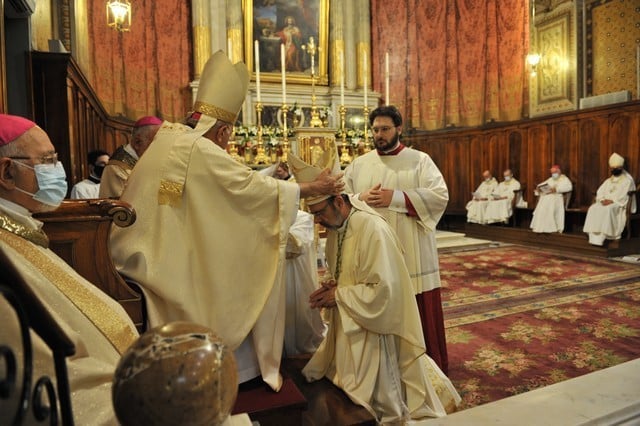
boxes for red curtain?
[88,0,192,123]
[371,0,529,130]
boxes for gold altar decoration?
[338,105,352,165]
[230,119,372,168]
[253,102,271,164]
[294,127,339,168]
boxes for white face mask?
[504,176,512,181]
[551,173,559,179]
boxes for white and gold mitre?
[193,50,249,124]
[608,152,624,168]
[289,150,340,205]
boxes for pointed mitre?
[289,149,340,205]
[193,50,249,124]
[608,152,624,168]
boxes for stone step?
[436,231,493,252]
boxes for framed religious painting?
[243,0,329,85]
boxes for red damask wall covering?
[371,0,530,130]
[88,0,192,123]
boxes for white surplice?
[110,119,299,391]
[485,178,521,224]
[284,210,325,355]
[530,174,573,233]
[344,148,448,294]
[0,199,138,425]
[70,178,100,199]
[583,172,636,245]
[466,177,498,224]
[302,198,460,423]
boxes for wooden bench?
[33,199,146,332]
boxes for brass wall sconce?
[526,53,541,77]
[107,0,132,32]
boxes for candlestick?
[281,44,287,105]
[281,104,289,163]
[363,54,368,107]
[385,52,390,105]
[303,37,322,128]
[340,50,345,106]
[254,40,261,102]
[339,105,352,165]
[254,102,270,165]
[228,38,233,61]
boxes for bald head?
[131,124,161,157]
[482,170,492,181]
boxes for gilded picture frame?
[243,0,329,85]
[529,3,577,117]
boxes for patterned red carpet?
[440,246,640,409]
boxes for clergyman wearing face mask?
[0,114,68,214]
[70,149,110,199]
[0,114,141,426]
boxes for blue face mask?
[14,162,68,207]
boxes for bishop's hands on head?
[300,167,344,199]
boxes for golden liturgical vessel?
[112,322,238,426]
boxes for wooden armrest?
[34,199,136,226]
[33,199,145,330]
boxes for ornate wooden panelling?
[407,100,640,215]
[30,52,134,193]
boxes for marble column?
[329,0,344,88]
[355,0,370,94]
[343,1,357,91]
[191,0,212,79]
[226,0,243,62]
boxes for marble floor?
[418,358,640,425]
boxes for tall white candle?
[228,38,233,61]
[363,54,368,107]
[340,50,345,106]
[385,52,390,105]
[254,40,261,102]
[281,44,287,104]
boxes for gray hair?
[0,140,22,158]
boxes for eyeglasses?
[371,126,395,134]
[8,152,58,165]
[310,201,333,217]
